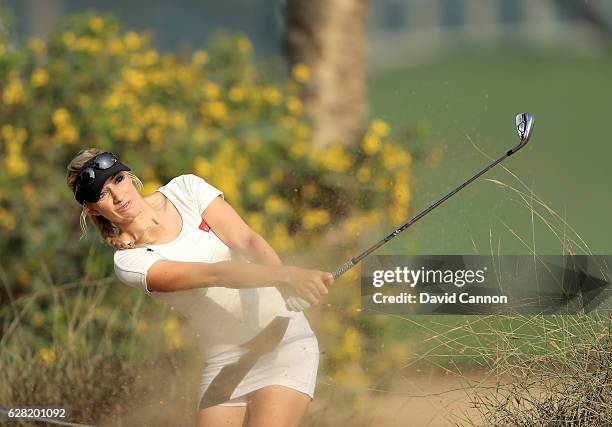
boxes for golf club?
[331,112,535,279]
[285,112,535,311]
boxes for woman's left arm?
[202,197,282,266]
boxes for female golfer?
[66,148,333,427]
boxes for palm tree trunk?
[283,0,369,148]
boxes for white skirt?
[197,314,319,409]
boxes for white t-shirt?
[113,174,299,359]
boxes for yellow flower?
[290,142,307,158]
[295,124,310,139]
[249,180,266,197]
[285,96,303,116]
[141,103,165,126]
[163,317,179,335]
[108,37,124,55]
[194,157,212,177]
[57,125,79,144]
[122,68,147,92]
[319,146,351,173]
[62,32,77,48]
[89,16,105,33]
[75,36,102,53]
[338,327,361,361]
[6,140,19,156]
[292,63,311,83]
[2,79,25,105]
[390,205,409,225]
[214,167,240,202]
[301,208,330,230]
[143,49,159,66]
[38,348,56,366]
[264,195,289,215]
[248,213,264,234]
[192,50,208,66]
[104,92,122,110]
[171,112,187,130]
[331,364,369,388]
[381,145,412,169]
[272,223,293,252]
[228,85,246,103]
[146,127,163,145]
[393,176,410,204]
[167,335,183,350]
[343,217,363,235]
[124,32,142,50]
[27,37,45,53]
[52,108,71,128]
[163,318,182,350]
[143,168,156,181]
[125,126,142,142]
[237,37,251,54]
[1,124,14,141]
[370,119,390,137]
[31,68,49,88]
[203,101,228,122]
[202,82,220,99]
[175,66,194,85]
[361,132,380,155]
[262,86,282,105]
[13,127,27,144]
[142,180,161,195]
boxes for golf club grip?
[332,259,355,279]
[283,260,354,312]
[284,259,355,312]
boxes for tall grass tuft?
[0,259,182,425]
[419,170,612,426]
[459,314,612,426]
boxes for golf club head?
[515,112,535,145]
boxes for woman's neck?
[117,198,165,245]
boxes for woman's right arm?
[147,260,332,306]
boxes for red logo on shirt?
[199,219,211,232]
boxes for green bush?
[0,12,418,410]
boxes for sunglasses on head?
[75,152,119,190]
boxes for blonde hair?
[66,148,143,248]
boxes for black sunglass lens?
[91,153,117,169]
[77,168,96,187]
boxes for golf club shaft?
[331,150,511,279]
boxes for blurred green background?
[370,47,612,256]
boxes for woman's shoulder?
[160,174,203,192]
[160,174,219,199]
